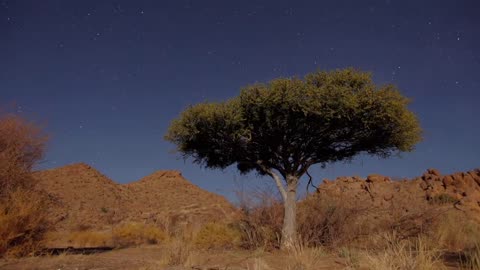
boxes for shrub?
[0,188,48,257]
[429,193,458,205]
[193,222,241,249]
[235,198,283,250]
[0,115,47,194]
[112,223,166,247]
[296,194,374,248]
[0,114,48,257]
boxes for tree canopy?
[166,68,422,180]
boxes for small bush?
[113,223,166,247]
[429,193,458,205]
[193,222,241,249]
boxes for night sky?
[2,0,479,200]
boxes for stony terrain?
[316,168,480,222]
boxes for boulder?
[443,175,454,187]
[420,181,428,190]
[427,168,441,177]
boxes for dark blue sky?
[2,0,479,200]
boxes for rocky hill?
[34,163,237,234]
[313,168,480,232]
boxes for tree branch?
[256,160,287,201]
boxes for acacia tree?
[165,68,422,248]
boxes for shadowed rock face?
[33,163,238,234]
[315,168,480,222]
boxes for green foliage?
[166,68,422,177]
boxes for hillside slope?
[34,163,237,234]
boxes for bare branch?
[305,169,318,194]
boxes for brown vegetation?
[0,114,49,257]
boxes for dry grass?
[68,231,111,247]
[338,247,361,269]
[159,238,195,266]
[193,222,241,249]
[67,223,168,248]
[285,242,327,270]
[461,242,480,269]
[364,234,445,270]
[112,223,167,247]
[433,211,480,251]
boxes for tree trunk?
[281,175,298,249]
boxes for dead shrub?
[0,113,48,257]
[0,188,48,257]
[0,114,47,194]
[234,189,283,250]
[297,195,367,247]
[193,222,241,249]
